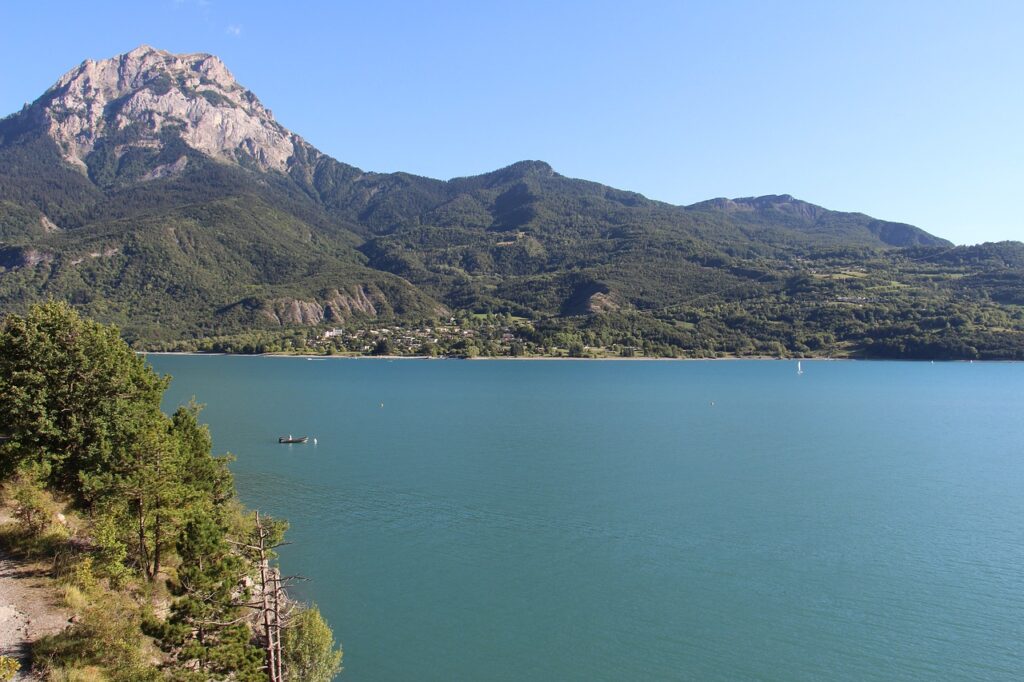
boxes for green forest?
[1,66,1022,361]
[0,302,342,681]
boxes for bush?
[282,604,343,682]
[33,596,160,682]
[0,655,20,681]
[10,475,54,535]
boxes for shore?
[140,351,1010,362]
[143,350,830,361]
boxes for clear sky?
[2,0,1021,245]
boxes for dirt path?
[0,510,70,681]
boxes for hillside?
[0,302,343,680]
[0,46,1021,358]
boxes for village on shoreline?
[139,319,1003,362]
[138,315,849,361]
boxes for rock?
[0,247,53,270]
[32,45,316,174]
[322,286,382,319]
[68,245,119,267]
[260,286,390,326]
[39,214,62,233]
[265,298,325,326]
[141,155,188,181]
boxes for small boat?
[278,435,308,444]
[797,361,804,375]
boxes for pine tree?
[0,301,167,497]
[159,513,264,680]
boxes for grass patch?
[33,593,160,682]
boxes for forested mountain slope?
[0,46,1021,358]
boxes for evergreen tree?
[171,402,236,517]
[159,513,264,681]
[0,303,345,679]
[0,301,167,497]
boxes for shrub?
[282,604,343,682]
[33,596,160,682]
[0,655,20,682]
[11,475,54,535]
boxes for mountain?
[0,47,443,338]
[0,46,1021,359]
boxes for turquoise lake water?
[149,356,1024,681]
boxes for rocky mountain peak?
[54,45,232,95]
[32,45,307,176]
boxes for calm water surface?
[149,356,1024,681]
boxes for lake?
[149,356,1024,681]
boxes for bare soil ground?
[0,509,69,681]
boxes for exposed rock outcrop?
[141,155,188,181]
[33,45,316,173]
[322,286,381,319]
[259,286,390,326]
[263,299,325,326]
[559,281,624,316]
[586,291,621,313]
[39,214,62,233]
[68,246,120,267]
[0,247,53,270]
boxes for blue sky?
[2,0,1021,245]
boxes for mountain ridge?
[1,46,949,247]
[0,46,1021,359]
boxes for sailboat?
[797,361,804,375]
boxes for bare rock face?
[586,290,621,313]
[0,246,54,270]
[265,299,326,326]
[39,214,62,233]
[141,155,188,182]
[68,246,120,267]
[322,286,382,319]
[259,285,393,326]
[34,45,315,173]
